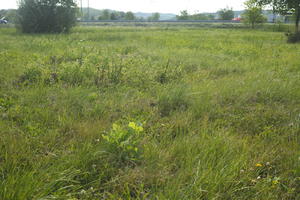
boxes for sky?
[1,0,246,14]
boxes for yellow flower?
[255,163,263,167]
[129,122,137,129]
[272,180,279,185]
[128,122,143,132]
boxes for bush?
[17,0,77,33]
[286,32,300,43]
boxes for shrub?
[17,0,77,33]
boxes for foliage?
[176,10,189,20]
[97,9,130,21]
[176,10,215,20]
[102,122,144,164]
[147,12,160,21]
[255,0,300,33]
[124,11,136,20]
[218,7,234,20]
[17,0,77,33]
[242,0,267,28]
[190,13,215,20]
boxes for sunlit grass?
[0,26,299,199]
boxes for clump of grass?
[18,67,42,85]
[158,86,190,116]
[94,57,125,87]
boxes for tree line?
[93,10,160,21]
[10,0,300,42]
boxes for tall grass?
[0,26,299,199]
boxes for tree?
[190,13,214,20]
[242,0,266,28]
[110,12,117,20]
[17,0,77,33]
[177,10,189,20]
[255,0,300,33]
[218,7,234,20]
[124,12,135,20]
[98,9,110,20]
[207,14,216,20]
[148,13,160,21]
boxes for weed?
[102,122,144,165]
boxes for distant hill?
[134,12,176,20]
[81,8,176,20]
[0,7,286,23]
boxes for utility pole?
[80,0,83,20]
[88,0,90,20]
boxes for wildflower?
[80,189,86,194]
[257,176,261,180]
[255,163,263,167]
[128,122,136,129]
[272,180,279,185]
[272,177,280,185]
[128,122,143,132]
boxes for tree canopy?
[254,0,300,32]
[218,7,234,20]
[242,0,266,28]
[148,13,160,21]
[17,0,77,33]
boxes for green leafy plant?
[102,122,144,165]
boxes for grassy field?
[0,26,299,199]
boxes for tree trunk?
[296,7,300,33]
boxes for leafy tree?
[110,12,117,20]
[207,14,216,20]
[148,12,160,21]
[255,0,300,33]
[218,7,234,20]
[191,13,212,20]
[124,12,135,20]
[242,0,266,28]
[177,10,189,20]
[98,9,110,20]
[17,0,77,33]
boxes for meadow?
[0,25,299,199]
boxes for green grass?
[0,26,299,199]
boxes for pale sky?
[1,0,246,14]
